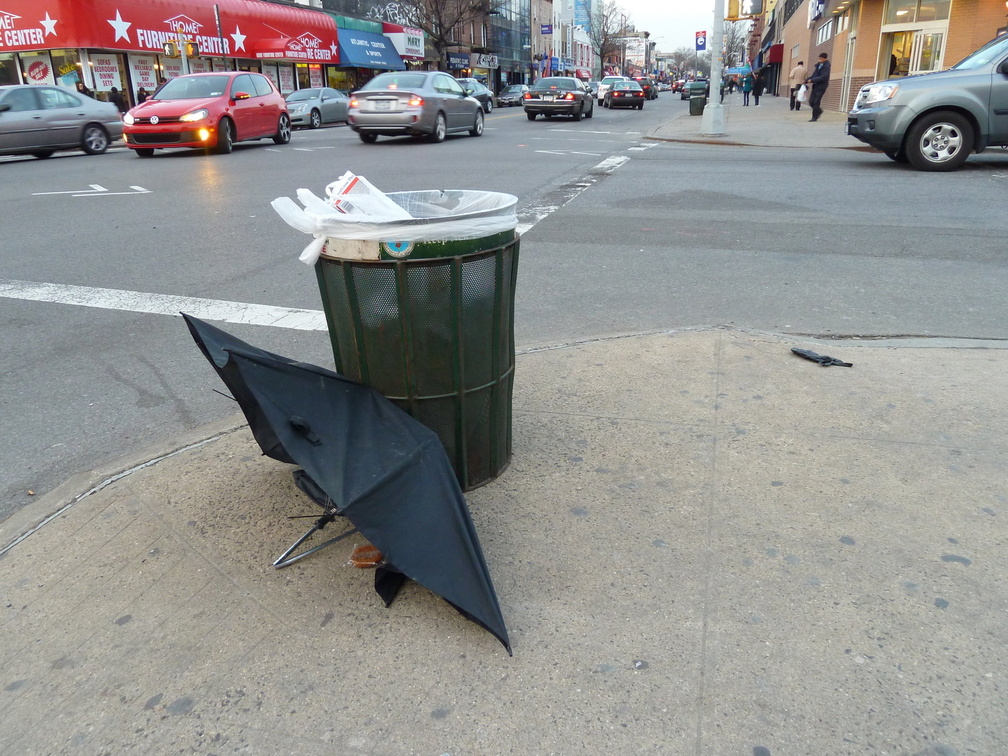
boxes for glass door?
[908,31,944,75]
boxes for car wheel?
[470,110,484,137]
[216,117,234,154]
[484,99,493,113]
[309,109,321,129]
[273,113,292,145]
[638,103,644,110]
[585,101,594,119]
[428,112,447,143]
[905,111,973,171]
[572,105,582,122]
[359,132,378,143]
[32,151,54,159]
[134,148,155,157]
[526,111,536,121]
[81,124,109,155]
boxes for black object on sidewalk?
[184,314,511,654]
[791,347,853,367]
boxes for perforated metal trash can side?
[314,232,519,491]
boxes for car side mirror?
[464,85,476,95]
[0,103,9,114]
[999,60,1008,75]
[232,91,251,101]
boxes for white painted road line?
[0,280,327,330]
[3,154,631,328]
[32,184,107,196]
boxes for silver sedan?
[284,87,349,129]
[0,84,123,159]
[347,71,484,144]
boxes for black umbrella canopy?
[184,314,510,654]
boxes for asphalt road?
[2,94,1007,521]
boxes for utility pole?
[701,0,726,135]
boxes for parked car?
[672,79,686,93]
[0,84,122,159]
[348,71,484,143]
[455,78,494,112]
[284,87,349,128]
[847,34,1008,171]
[681,79,710,100]
[597,75,629,105]
[631,76,658,100]
[523,76,594,121]
[604,80,645,109]
[122,72,290,156]
[496,84,529,107]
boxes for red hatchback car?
[122,72,291,157]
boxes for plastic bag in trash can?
[272,178,518,265]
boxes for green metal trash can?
[689,95,706,116]
[313,191,519,491]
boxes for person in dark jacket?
[108,86,127,114]
[137,87,148,104]
[805,53,831,122]
[752,67,766,107]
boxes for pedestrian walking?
[805,53,831,122]
[752,67,766,107]
[137,87,148,104]
[742,71,753,106]
[108,86,128,114]
[788,60,806,110]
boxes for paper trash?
[272,173,518,265]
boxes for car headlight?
[179,108,209,122]
[122,113,134,125]
[861,83,899,106]
[290,104,307,113]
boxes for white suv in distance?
[596,75,629,105]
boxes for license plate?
[376,100,391,111]
[543,95,555,102]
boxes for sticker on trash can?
[382,241,415,258]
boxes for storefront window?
[0,53,18,85]
[50,50,83,89]
[885,0,950,24]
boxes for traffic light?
[727,0,740,19]
[184,40,199,58]
[163,41,179,57]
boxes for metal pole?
[701,0,726,135]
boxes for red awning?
[0,0,337,62]
[768,43,784,64]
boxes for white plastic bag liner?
[272,187,519,265]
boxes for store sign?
[90,53,121,90]
[447,52,468,69]
[20,50,55,84]
[128,53,159,90]
[278,64,295,94]
[0,0,338,62]
[472,53,498,69]
[384,26,424,59]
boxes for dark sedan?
[348,71,484,143]
[523,77,594,121]
[456,78,495,113]
[604,81,645,109]
[496,84,529,107]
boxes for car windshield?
[601,77,625,85]
[615,83,642,91]
[360,73,428,91]
[949,35,1008,70]
[534,78,576,91]
[153,75,230,100]
[286,89,320,102]
[503,85,525,94]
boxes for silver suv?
[846,35,1008,171]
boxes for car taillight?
[407,96,423,107]
[523,92,531,99]
[563,92,575,100]
[349,99,359,108]
[613,92,621,97]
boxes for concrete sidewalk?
[2,328,1006,754]
[648,89,861,151]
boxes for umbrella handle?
[273,523,359,569]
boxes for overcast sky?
[617,0,717,53]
